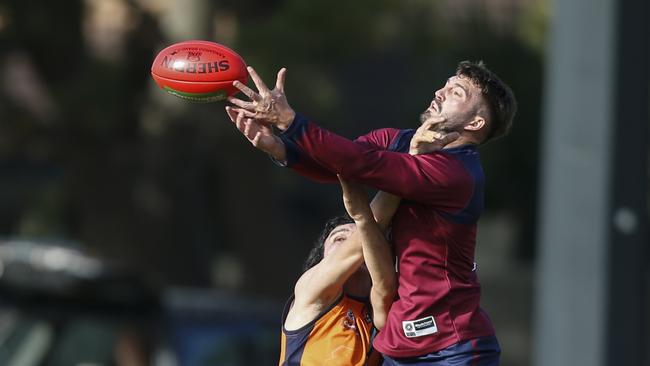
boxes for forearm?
[316,240,364,290]
[355,218,396,301]
[268,136,287,161]
[354,217,396,330]
[300,230,365,303]
[370,286,394,330]
[279,127,399,184]
[280,137,338,183]
[283,115,465,206]
[338,177,396,326]
[369,191,401,232]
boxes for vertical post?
[535,0,649,364]
[533,0,617,365]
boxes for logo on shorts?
[402,316,438,338]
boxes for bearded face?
[420,75,484,133]
[419,106,469,133]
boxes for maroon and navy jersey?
[278,115,495,358]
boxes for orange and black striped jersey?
[279,294,377,366]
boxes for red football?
[151,40,248,102]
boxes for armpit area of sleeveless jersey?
[279,294,374,366]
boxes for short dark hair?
[302,215,355,272]
[456,60,517,143]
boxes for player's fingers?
[235,120,245,134]
[260,123,273,134]
[229,107,257,118]
[421,131,444,142]
[243,119,253,137]
[236,109,245,122]
[247,66,270,94]
[232,81,261,101]
[337,175,355,202]
[235,112,247,133]
[414,124,432,140]
[413,131,433,143]
[421,117,446,131]
[419,130,451,143]
[253,110,268,120]
[228,97,256,110]
[235,120,246,137]
[225,106,238,122]
[439,131,460,145]
[248,120,262,140]
[275,68,287,92]
[420,120,437,131]
[251,131,262,147]
[235,110,246,126]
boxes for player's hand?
[226,106,287,161]
[228,67,296,131]
[338,175,373,223]
[409,118,460,155]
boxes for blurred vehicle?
[0,239,280,366]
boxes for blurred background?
[0,0,646,365]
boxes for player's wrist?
[351,212,374,226]
[268,137,287,161]
[276,109,296,131]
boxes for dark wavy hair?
[302,215,355,272]
[456,60,517,144]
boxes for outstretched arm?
[288,224,365,330]
[225,107,343,183]
[225,70,402,184]
[287,182,400,331]
[340,177,400,330]
[227,67,466,209]
[225,106,287,161]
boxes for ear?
[464,116,486,132]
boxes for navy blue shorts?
[381,336,501,366]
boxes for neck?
[445,135,479,149]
